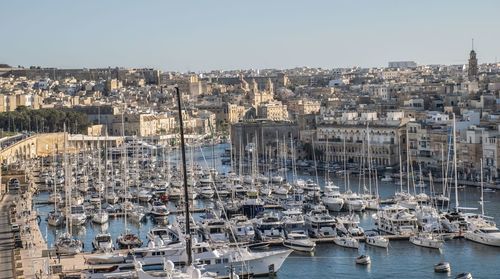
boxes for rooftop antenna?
[471,38,474,51]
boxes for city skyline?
[1,0,499,71]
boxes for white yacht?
[271,175,284,184]
[150,201,170,217]
[281,208,306,233]
[254,214,285,242]
[321,183,344,212]
[201,218,230,244]
[69,205,87,226]
[92,211,109,225]
[147,226,180,245]
[105,192,119,204]
[129,240,292,277]
[55,233,83,255]
[47,211,64,227]
[117,232,143,249]
[365,235,389,248]
[283,231,316,253]
[333,236,359,249]
[92,232,114,252]
[137,190,153,202]
[306,205,337,238]
[343,191,366,212]
[380,174,393,182]
[199,186,215,199]
[355,255,371,265]
[48,192,62,204]
[409,233,443,249]
[373,205,418,235]
[434,262,451,273]
[464,225,500,247]
[135,260,215,279]
[190,241,293,277]
[336,214,364,236]
[229,215,255,243]
[394,192,418,210]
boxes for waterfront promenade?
[0,193,14,279]
[5,177,49,279]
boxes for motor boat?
[409,233,443,249]
[365,235,389,248]
[241,190,265,219]
[92,211,109,225]
[434,262,451,273]
[373,205,418,235]
[271,175,284,184]
[362,194,379,211]
[69,205,87,226]
[281,208,306,233]
[333,236,359,249]
[137,190,153,202]
[321,183,344,212]
[229,215,255,243]
[306,205,337,238]
[283,231,316,253]
[343,191,366,212]
[134,260,215,279]
[464,225,500,247]
[117,232,143,249]
[106,192,120,204]
[455,272,472,279]
[92,232,114,252]
[84,253,126,265]
[128,238,292,277]
[190,241,292,277]
[48,192,62,204]
[432,193,450,207]
[199,186,215,199]
[355,255,371,265]
[201,218,230,244]
[380,174,393,182]
[55,233,83,255]
[150,201,170,217]
[48,211,64,227]
[336,214,364,236]
[254,213,285,242]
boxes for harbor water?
[34,143,500,278]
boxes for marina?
[4,141,500,279]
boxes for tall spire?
[468,39,478,81]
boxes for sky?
[0,0,499,72]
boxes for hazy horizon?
[1,0,499,72]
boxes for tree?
[0,108,90,133]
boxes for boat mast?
[63,124,71,235]
[175,86,192,266]
[367,123,372,195]
[343,135,347,192]
[452,113,459,209]
[121,101,128,232]
[441,144,445,198]
[398,130,403,192]
[406,127,410,193]
[480,158,484,216]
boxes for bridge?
[0,133,124,165]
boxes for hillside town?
[1,46,499,182]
